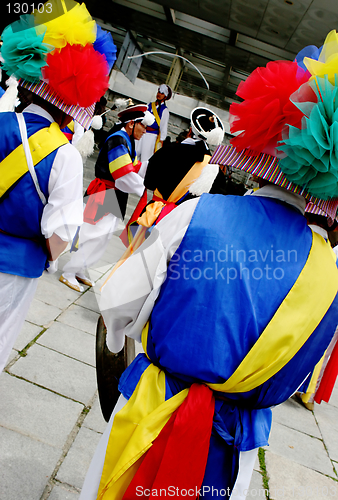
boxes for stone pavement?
[1,154,338,499]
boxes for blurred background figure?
[136,83,172,161]
[59,102,154,292]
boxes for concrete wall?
[108,69,231,132]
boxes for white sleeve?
[138,160,149,178]
[71,121,85,145]
[100,197,199,352]
[159,107,169,141]
[115,171,145,197]
[40,143,84,241]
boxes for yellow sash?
[0,122,68,199]
[97,364,188,500]
[207,235,338,393]
[97,232,338,499]
[151,102,161,128]
[137,154,211,228]
[300,353,325,404]
[67,120,75,133]
[151,102,162,152]
[102,155,212,287]
[141,232,338,393]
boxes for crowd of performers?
[1,1,338,499]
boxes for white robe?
[136,105,169,162]
[62,152,148,279]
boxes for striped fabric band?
[211,145,338,219]
[19,80,95,130]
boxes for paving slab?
[90,272,114,293]
[246,470,266,498]
[265,450,338,499]
[0,426,60,500]
[25,298,62,327]
[88,261,114,276]
[100,237,126,262]
[39,269,65,285]
[5,349,18,367]
[56,426,103,490]
[57,304,100,336]
[34,277,82,310]
[268,421,334,476]
[315,403,338,463]
[37,322,96,367]
[13,321,43,352]
[253,453,260,472]
[75,290,101,314]
[0,373,83,448]
[272,397,321,438]
[9,344,97,405]
[329,380,338,409]
[49,484,80,500]
[82,394,106,434]
[84,267,104,284]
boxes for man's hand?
[45,233,68,261]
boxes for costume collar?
[251,184,306,215]
[182,137,204,145]
[23,104,54,123]
[308,224,328,241]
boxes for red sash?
[83,178,115,225]
[122,384,215,499]
[314,339,338,403]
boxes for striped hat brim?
[210,144,338,220]
[19,79,95,129]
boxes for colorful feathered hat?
[0,0,117,128]
[209,30,338,218]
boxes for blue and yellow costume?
[0,111,68,278]
[96,193,338,499]
[145,101,167,137]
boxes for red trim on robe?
[112,162,135,180]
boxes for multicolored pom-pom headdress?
[0,0,117,128]
[210,30,338,218]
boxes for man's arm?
[100,198,199,352]
[108,135,146,197]
[41,143,84,246]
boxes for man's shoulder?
[0,111,17,126]
[107,130,129,145]
[56,141,82,167]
